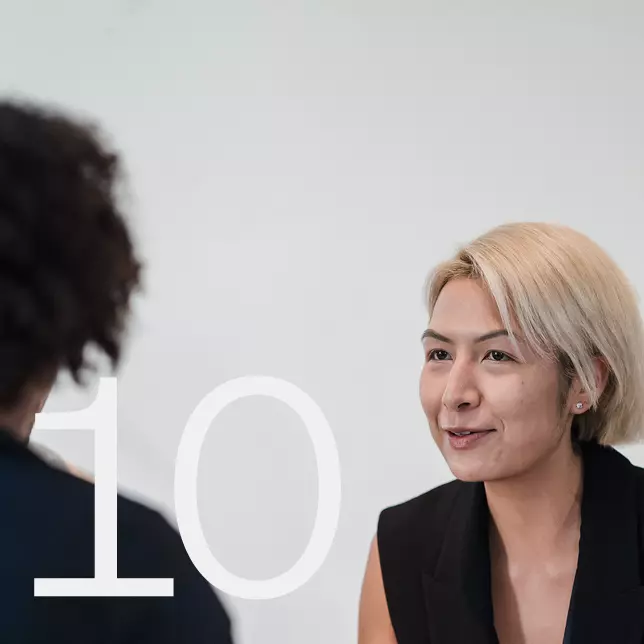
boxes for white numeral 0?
[174,376,342,600]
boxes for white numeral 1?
[33,377,174,597]
[174,376,342,600]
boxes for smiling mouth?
[446,429,495,436]
[444,428,496,449]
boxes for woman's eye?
[486,350,512,362]
[426,349,450,361]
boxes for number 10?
[33,376,341,601]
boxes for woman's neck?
[485,442,583,564]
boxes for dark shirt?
[0,430,234,643]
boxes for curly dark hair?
[0,99,142,407]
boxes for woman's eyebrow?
[420,329,510,344]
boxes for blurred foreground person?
[0,99,233,643]
[360,222,644,643]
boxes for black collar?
[0,426,28,450]
[421,441,644,643]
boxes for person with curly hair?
[0,99,234,643]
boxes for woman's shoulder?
[375,479,475,606]
[377,478,468,549]
[586,441,644,493]
[630,459,644,497]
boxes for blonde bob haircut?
[424,222,644,446]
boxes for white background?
[4,1,644,642]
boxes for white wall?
[6,1,644,642]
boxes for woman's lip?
[446,429,495,449]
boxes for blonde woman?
[359,222,644,644]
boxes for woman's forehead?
[431,279,504,326]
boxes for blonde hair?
[425,222,644,445]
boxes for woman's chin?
[443,454,499,483]
[450,467,488,483]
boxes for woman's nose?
[441,362,481,410]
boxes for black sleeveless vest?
[377,441,644,644]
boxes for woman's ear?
[593,356,610,399]
[569,357,609,415]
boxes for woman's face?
[420,278,576,482]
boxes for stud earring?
[575,402,583,410]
